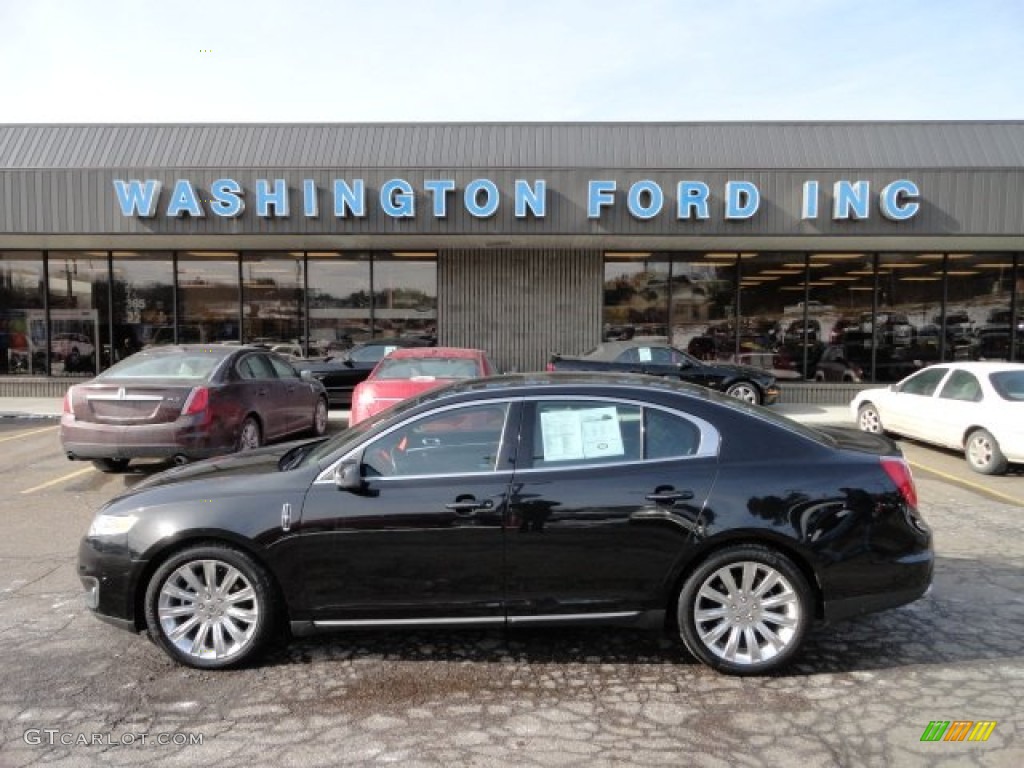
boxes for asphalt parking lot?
[0,417,1021,767]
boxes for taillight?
[181,386,209,417]
[62,390,72,415]
[546,362,555,372]
[880,457,918,509]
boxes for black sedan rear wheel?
[677,545,811,675]
[144,544,277,669]
[725,382,761,404]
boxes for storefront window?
[0,252,45,375]
[111,252,173,363]
[946,253,1017,362]
[373,253,437,341]
[176,252,240,345]
[47,251,108,377]
[669,254,738,360]
[603,254,671,342]
[241,252,304,349]
[307,253,372,355]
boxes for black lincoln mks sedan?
[79,373,932,675]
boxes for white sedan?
[851,362,1024,475]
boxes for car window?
[899,368,947,396]
[98,351,222,379]
[238,354,277,380]
[990,371,1024,401]
[530,401,642,468]
[350,343,400,363]
[938,370,983,402]
[362,403,509,478]
[644,408,702,459]
[268,356,299,379]
[375,357,480,380]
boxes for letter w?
[113,180,162,217]
[920,721,949,742]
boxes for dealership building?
[1,121,1023,397]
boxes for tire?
[676,544,812,675]
[144,544,278,669]
[237,416,262,452]
[965,428,1008,475]
[725,382,761,405]
[92,458,130,473]
[857,403,884,434]
[312,397,329,436]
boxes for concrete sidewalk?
[0,396,852,426]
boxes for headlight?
[88,514,138,537]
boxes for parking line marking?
[0,425,58,444]
[20,466,94,495]
[908,460,1024,507]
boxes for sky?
[1,0,1022,123]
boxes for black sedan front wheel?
[144,544,277,669]
[677,545,811,675]
[725,382,761,404]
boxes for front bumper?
[763,387,780,405]
[77,537,146,632]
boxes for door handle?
[645,490,694,504]
[445,498,494,515]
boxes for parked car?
[811,345,863,383]
[350,347,494,425]
[60,344,329,472]
[293,337,435,407]
[783,318,821,346]
[851,362,1024,474]
[860,312,915,347]
[79,372,932,674]
[728,351,801,380]
[976,308,1024,360]
[932,311,974,343]
[51,332,95,366]
[547,341,779,405]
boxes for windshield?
[97,349,225,380]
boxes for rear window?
[375,357,480,380]
[98,351,224,380]
[990,371,1024,401]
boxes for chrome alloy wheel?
[238,418,261,450]
[157,559,259,662]
[689,561,802,666]
[858,404,882,434]
[314,398,328,435]
[726,383,759,404]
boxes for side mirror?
[300,369,312,380]
[889,384,899,392]
[334,459,365,493]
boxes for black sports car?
[293,337,434,407]
[547,341,780,405]
[78,372,932,675]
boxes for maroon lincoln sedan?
[61,345,329,472]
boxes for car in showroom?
[61,344,329,472]
[349,346,494,425]
[851,362,1024,474]
[78,372,932,675]
[547,341,780,404]
[293,337,434,407]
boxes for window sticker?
[638,347,653,362]
[540,407,625,462]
